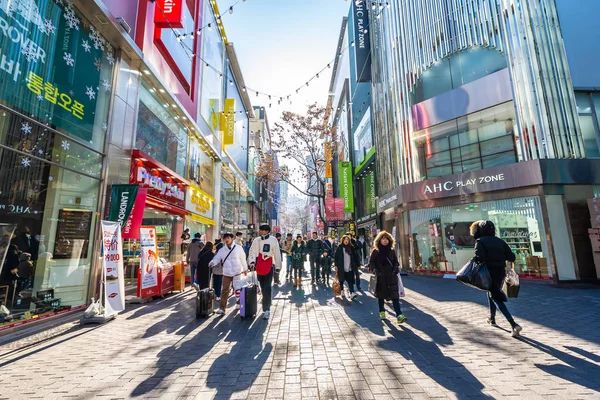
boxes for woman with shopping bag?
[470,220,523,338]
[368,231,407,324]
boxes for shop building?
[370,0,600,282]
[0,0,115,330]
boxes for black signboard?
[53,210,93,259]
[352,0,372,83]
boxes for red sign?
[154,0,184,28]
[325,198,345,222]
[122,188,148,239]
[129,151,188,208]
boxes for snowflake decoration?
[21,158,31,167]
[64,7,80,30]
[75,174,82,181]
[102,122,108,132]
[98,163,103,170]
[56,0,64,5]
[21,122,32,135]
[21,45,38,63]
[38,149,44,155]
[94,57,102,71]
[48,176,53,181]
[81,40,91,53]
[40,19,56,35]
[61,140,70,151]
[101,79,111,92]
[85,86,96,100]
[89,26,105,51]
[106,51,115,66]
[63,52,74,67]
[37,94,43,101]
[69,90,75,96]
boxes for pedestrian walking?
[235,231,244,247]
[248,225,282,320]
[186,233,204,284]
[307,232,324,284]
[369,231,407,324]
[215,238,224,252]
[181,228,191,254]
[320,249,333,285]
[274,232,283,285]
[197,242,215,290]
[334,235,360,299]
[349,232,363,290]
[291,235,306,288]
[282,233,294,280]
[470,220,523,337]
[210,233,248,315]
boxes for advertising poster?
[108,185,139,230]
[122,188,148,239]
[139,226,159,296]
[101,221,125,315]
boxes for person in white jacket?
[210,232,248,315]
[248,224,282,320]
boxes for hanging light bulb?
[197,29,202,35]
[207,23,212,31]
[229,6,234,14]
[176,35,182,42]
[229,80,233,85]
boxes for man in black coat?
[349,232,363,290]
[306,232,324,284]
[12,226,39,261]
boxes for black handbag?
[456,258,493,291]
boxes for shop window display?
[410,197,550,278]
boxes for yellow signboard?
[325,162,332,178]
[222,98,235,147]
[324,141,333,161]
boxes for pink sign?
[325,198,345,222]
[123,188,148,239]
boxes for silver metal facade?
[369,0,585,192]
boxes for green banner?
[339,161,354,213]
[0,0,113,142]
[108,185,139,230]
[365,171,376,215]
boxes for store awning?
[189,213,216,226]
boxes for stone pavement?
[0,274,599,400]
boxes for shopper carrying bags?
[210,232,248,315]
[291,235,306,288]
[470,220,523,338]
[334,235,360,299]
[369,231,407,324]
[248,224,282,320]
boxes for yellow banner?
[222,98,235,147]
[324,141,333,161]
[325,162,332,178]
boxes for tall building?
[370,0,600,282]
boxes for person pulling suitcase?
[248,224,282,320]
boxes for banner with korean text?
[101,221,125,316]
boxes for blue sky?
[215,0,351,120]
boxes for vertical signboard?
[365,171,377,215]
[352,0,372,82]
[154,0,184,28]
[108,185,139,230]
[122,189,148,239]
[339,161,354,213]
[222,98,236,147]
[139,226,160,298]
[101,221,125,316]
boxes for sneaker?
[487,317,497,326]
[379,312,387,320]
[235,304,241,310]
[215,309,225,315]
[350,292,358,300]
[216,297,221,301]
[511,325,523,338]
[263,310,270,320]
[397,314,407,324]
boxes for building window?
[413,102,517,179]
[575,92,600,158]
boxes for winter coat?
[291,241,306,268]
[197,249,215,289]
[186,239,204,265]
[282,239,294,254]
[306,239,324,258]
[475,235,516,302]
[17,253,33,279]
[320,254,333,272]
[210,244,247,277]
[248,235,283,272]
[369,247,400,301]
[334,245,360,278]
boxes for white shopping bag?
[397,273,406,298]
[233,271,260,293]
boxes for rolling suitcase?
[196,272,215,318]
[240,284,258,319]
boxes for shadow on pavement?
[520,337,600,393]
[381,320,491,399]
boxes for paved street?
[1,274,599,400]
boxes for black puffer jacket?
[369,247,400,301]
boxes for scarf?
[378,245,391,263]
[342,243,352,256]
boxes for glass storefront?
[0,1,113,329]
[410,197,551,278]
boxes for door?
[567,203,598,281]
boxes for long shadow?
[131,312,236,397]
[206,319,272,398]
[380,321,490,398]
[141,294,202,339]
[406,276,600,345]
[520,337,600,393]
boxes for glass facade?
[225,68,249,176]
[575,91,600,158]
[410,197,550,278]
[413,102,518,179]
[0,1,113,327]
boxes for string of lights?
[155,0,390,109]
